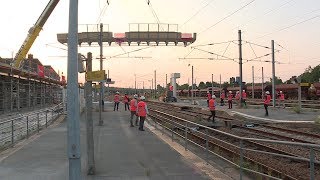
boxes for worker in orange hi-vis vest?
[264,91,271,116]
[208,95,217,123]
[123,93,130,111]
[137,96,149,131]
[129,94,139,127]
[207,92,212,107]
[278,91,285,109]
[228,91,233,109]
[242,90,247,107]
[114,92,120,111]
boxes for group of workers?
[113,92,148,131]
[207,90,285,117]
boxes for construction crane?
[13,0,60,68]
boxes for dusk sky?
[0,0,319,88]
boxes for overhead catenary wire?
[199,0,257,35]
[96,0,110,24]
[192,47,237,62]
[180,0,215,27]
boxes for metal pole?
[99,23,103,126]
[154,70,157,99]
[271,40,276,107]
[191,66,194,104]
[298,77,302,110]
[262,67,264,99]
[85,52,95,175]
[252,66,254,99]
[310,148,315,180]
[211,74,213,94]
[107,70,110,96]
[238,30,243,107]
[67,0,81,178]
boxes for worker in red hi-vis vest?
[227,91,233,109]
[207,92,212,107]
[278,91,285,109]
[264,91,271,116]
[114,91,120,111]
[242,90,247,107]
[208,95,217,123]
[129,94,139,127]
[137,96,149,131]
[123,93,130,111]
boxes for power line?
[96,0,110,23]
[180,0,215,27]
[199,0,257,35]
[255,14,320,39]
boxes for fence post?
[37,113,40,133]
[11,120,14,145]
[45,110,48,128]
[240,139,244,180]
[205,128,209,163]
[310,148,315,180]
[26,116,29,138]
[184,121,188,151]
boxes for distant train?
[178,82,320,100]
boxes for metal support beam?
[271,40,276,107]
[67,0,81,179]
[238,30,243,107]
[99,23,104,126]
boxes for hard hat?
[116,91,119,94]
[133,94,138,99]
[280,91,283,93]
[212,95,216,99]
[266,91,270,94]
[236,91,239,93]
[243,90,245,92]
[140,96,145,100]
[229,91,232,93]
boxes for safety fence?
[0,103,64,150]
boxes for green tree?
[179,83,189,90]
[269,76,283,85]
[198,81,206,89]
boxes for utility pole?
[298,77,302,111]
[191,66,194,104]
[252,66,254,99]
[262,67,264,99]
[211,74,213,94]
[67,0,81,178]
[238,30,243,107]
[98,23,103,126]
[107,70,110,97]
[154,70,157,99]
[271,40,276,107]
[85,52,95,175]
[134,74,137,94]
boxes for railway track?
[147,101,320,180]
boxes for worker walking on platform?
[242,90,247,107]
[264,91,271,116]
[207,92,212,107]
[137,96,149,131]
[278,91,285,108]
[228,91,233,109]
[129,94,139,127]
[220,91,225,106]
[114,92,120,111]
[208,95,216,123]
[123,93,130,111]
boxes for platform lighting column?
[271,40,276,107]
[98,23,104,126]
[238,30,243,107]
[67,0,81,179]
[85,52,95,175]
[252,66,254,99]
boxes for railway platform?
[0,102,233,180]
